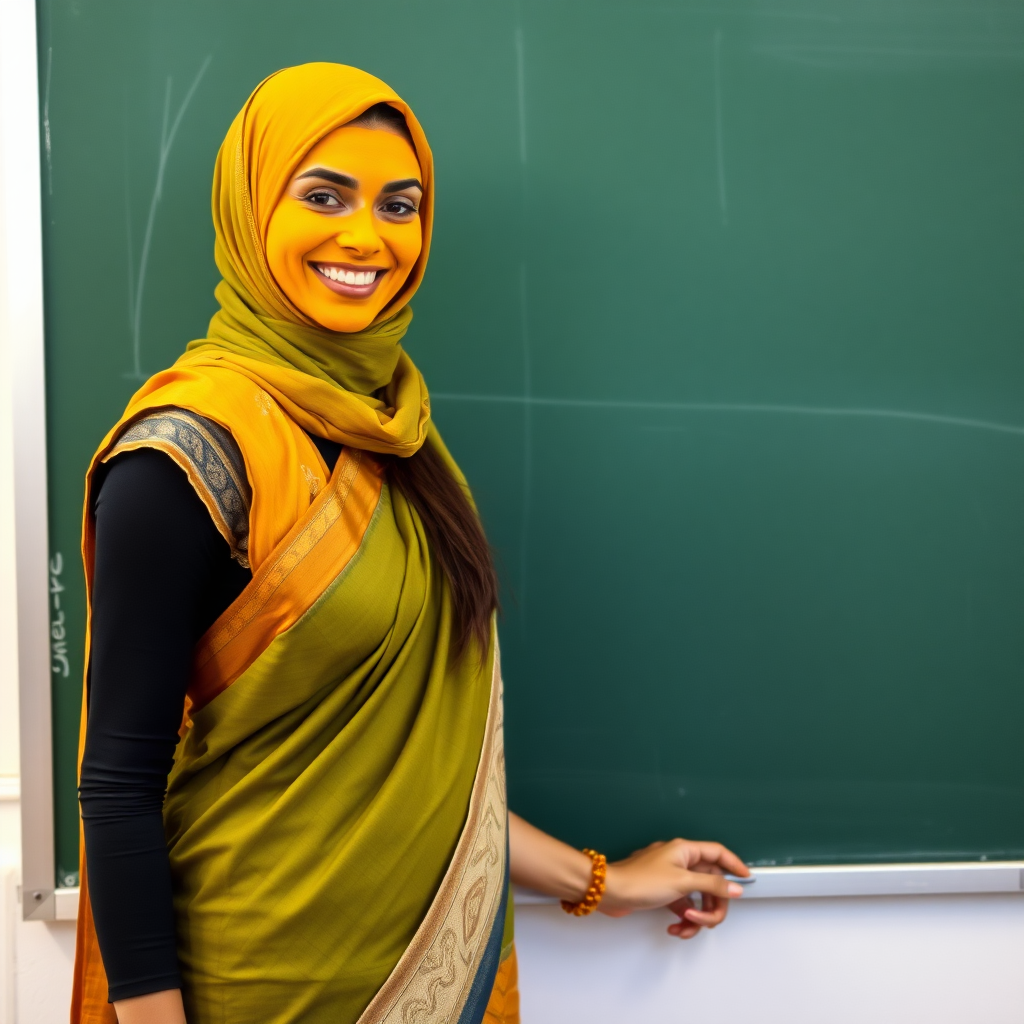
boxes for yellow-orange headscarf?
[182,61,435,455]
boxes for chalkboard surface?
[38,0,1024,886]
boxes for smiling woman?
[70,62,747,1024]
[266,108,424,329]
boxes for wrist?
[600,862,627,910]
[559,847,596,903]
[506,813,602,903]
[560,849,608,916]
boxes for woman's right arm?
[82,448,249,1023]
[509,812,748,938]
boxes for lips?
[311,262,387,298]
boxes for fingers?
[692,841,749,877]
[662,838,749,880]
[682,870,744,900]
[683,892,729,929]
[689,860,724,878]
[666,896,700,940]
[681,909,720,930]
[666,894,695,918]
[667,891,731,939]
[668,919,702,939]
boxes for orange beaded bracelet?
[560,848,608,917]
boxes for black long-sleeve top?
[80,435,341,1002]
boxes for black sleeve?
[79,447,250,1002]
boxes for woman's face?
[266,124,423,333]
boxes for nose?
[333,206,382,259]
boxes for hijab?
[182,62,435,455]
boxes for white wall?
[0,1,79,1022]
[516,895,1024,1024]
[1,0,1022,1021]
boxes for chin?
[309,307,380,334]
[326,315,378,333]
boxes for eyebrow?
[296,167,358,189]
[381,178,422,194]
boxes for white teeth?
[320,266,376,286]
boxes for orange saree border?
[71,448,384,1024]
[188,447,383,713]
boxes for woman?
[72,63,748,1024]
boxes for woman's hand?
[508,813,749,940]
[600,838,749,939]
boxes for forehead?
[297,125,421,183]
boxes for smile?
[311,262,387,298]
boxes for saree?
[71,63,516,1024]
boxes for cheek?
[384,223,423,273]
[266,208,318,285]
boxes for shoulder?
[93,446,219,546]
[105,408,251,567]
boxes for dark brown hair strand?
[385,443,499,657]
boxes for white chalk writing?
[49,552,69,678]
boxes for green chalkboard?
[38,0,1024,886]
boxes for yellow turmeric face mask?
[267,124,423,333]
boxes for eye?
[302,188,344,209]
[379,196,418,219]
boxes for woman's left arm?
[508,812,749,939]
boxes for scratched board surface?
[38,0,1024,885]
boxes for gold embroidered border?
[105,408,252,566]
[357,643,507,1024]
[200,449,360,661]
